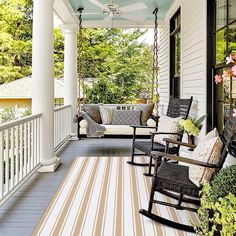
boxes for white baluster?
[15,125,19,183]
[19,124,23,180]
[5,129,9,192]
[10,127,14,188]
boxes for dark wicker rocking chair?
[127,96,193,176]
[139,109,236,232]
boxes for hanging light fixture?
[108,10,114,18]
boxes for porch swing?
[76,8,160,138]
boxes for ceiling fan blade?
[121,13,145,22]
[119,2,147,13]
[73,12,100,16]
[89,0,109,11]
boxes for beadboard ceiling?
[68,0,174,27]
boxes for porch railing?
[0,113,42,204]
[54,105,71,150]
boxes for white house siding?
[159,0,207,136]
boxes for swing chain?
[152,8,158,103]
[77,8,84,111]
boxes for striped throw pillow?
[99,106,114,125]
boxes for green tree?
[81,29,153,103]
[0,1,65,82]
[0,0,33,84]
[0,1,154,103]
[54,28,64,78]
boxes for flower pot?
[187,134,195,151]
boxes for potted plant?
[178,115,206,146]
[194,165,236,235]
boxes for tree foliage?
[0,0,65,83]
[81,28,153,104]
[0,1,154,104]
[0,0,33,84]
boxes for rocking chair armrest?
[163,138,197,149]
[150,132,182,146]
[151,151,221,169]
[130,125,158,129]
[150,132,182,136]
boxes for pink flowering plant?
[215,54,236,117]
[214,54,236,84]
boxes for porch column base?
[69,133,79,141]
[38,157,61,172]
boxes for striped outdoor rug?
[33,156,198,236]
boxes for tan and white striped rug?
[33,156,198,236]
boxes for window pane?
[229,0,236,24]
[216,28,227,64]
[216,0,227,30]
[228,22,236,54]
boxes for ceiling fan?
[76,0,148,23]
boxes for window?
[170,9,181,98]
[214,0,236,132]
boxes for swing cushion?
[112,110,141,125]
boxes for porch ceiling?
[55,0,174,28]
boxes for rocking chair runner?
[139,108,236,232]
[127,96,193,176]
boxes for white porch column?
[32,0,60,172]
[63,25,78,136]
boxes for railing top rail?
[54,105,71,112]
[0,113,42,131]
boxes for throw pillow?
[99,106,114,125]
[147,118,156,127]
[201,137,223,182]
[185,134,223,187]
[154,116,181,147]
[135,103,154,125]
[203,127,219,141]
[112,110,141,125]
[83,104,102,124]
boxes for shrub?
[21,107,32,117]
[0,107,17,123]
[0,107,32,124]
[211,165,236,200]
[194,183,236,235]
[194,166,236,235]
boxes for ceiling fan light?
[108,11,114,18]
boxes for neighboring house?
[0,76,65,110]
